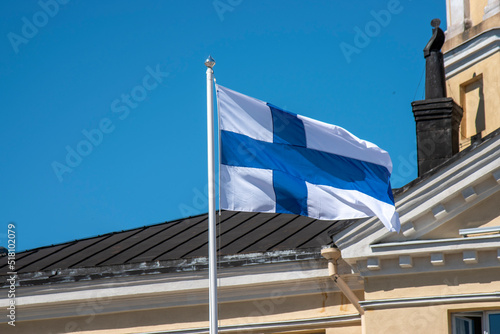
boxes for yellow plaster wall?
[364,301,500,334]
[11,291,363,334]
[470,0,489,26]
[482,214,500,228]
[218,290,363,326]
[326,325,362,334]
[423,191,500,239]
[445,52,500,149]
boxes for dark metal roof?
[0,211,338,277]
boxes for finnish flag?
[217,85,400,233]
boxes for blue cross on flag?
[216,85,400,233]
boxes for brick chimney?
[411,19,463,177]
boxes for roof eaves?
[1,248,325,288]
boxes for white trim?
[138,315,361,334]
[431,252,445,266]
[0,260,365,323]
[444,28,500,78]
[432,204,447,218]
[360,292,500,310]
[494,169,500,182]
[460,225,500,236]
[365,235,500,261]
[446,0,466,39]
[0,267,330,308]
[371,233,500,250]
[401,221,416,237]
[461,186,477,202]
[367,258,380,271]
[484,0,500,20]
[463,250,478,264]
[399,255,413,268]
[485,310,500,333]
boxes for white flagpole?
[205,55,218,334]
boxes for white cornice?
[355,248,500,277]
[2,266,329,308]
[370,234,500,256]
[360,292,500,310]
[444,28,500,78]
[0,259,363,323]
[138,314,361,334]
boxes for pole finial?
[205,55,216,69]
[431,18,441,28]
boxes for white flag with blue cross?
[216,85,400,233]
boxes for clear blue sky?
[1,0,446,251]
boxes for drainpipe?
[321,247,366,333]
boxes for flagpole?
[205,55,218,334]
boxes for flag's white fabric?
[217,84,400,232]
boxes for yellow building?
[1,1,500,334]
[444,0,500,149]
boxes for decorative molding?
[463,250,478,264]
[367,258,380,271]
[484,0,500,20]
[444,29,500,78]
[431,253,445,266]
[140,315,362,334]
[371,234,500,253]
[460,226,500,236]
[461,186,477,202]
[446,0,465,39]
[494,169,500,183]
[432,204,447,219]
[0,259,366,324]
[360,292,500,310]
[401,221,416,237]
[399,255,413,268]
[355,249,500,278]
[1,265,333,309]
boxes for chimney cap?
[424,18,445,57]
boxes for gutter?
[321,247,366,334]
